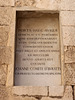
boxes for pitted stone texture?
[41,86,73,100]
[0,86,9,100]
[15,0,61,10]
[61,0,75,10]
[64,63,75,85]
[60,11,75,25]
[49,86,64,97]
[64,46,75,63]
[0,47,12,64]
[0,7,15,26]
[0,65,7,85]
[62,27,75,45]
[0,26,9,46]
[10,96,38,100]
[12,86,47,96]
[0,0,14,6]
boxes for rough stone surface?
[10,96,38,100]
[64,63,75,85]
[0,86,8,100]
[0,64,7,85]
[41,86,73,100]
[60,11,75,25]
[0,7,15,26]
[12,86,47,96]
[0,26,9,46]
[62,26,75,45]
[49,86,64,97]
[0,0,14,6]
[15,0,61,10]
[0,47,12,64]
[64,46,75,63]
[61,0,75,10]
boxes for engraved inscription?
[15,12,61,86]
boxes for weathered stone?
[62,27,75,45]
[41,86,73,100]
[0,47,12,64]
[15,0,61,10]
[61,0,75,10]
[64,46,75,63]
[64,63,75,85]
[0,65,7,85]
[0,26,10,46]
[0,7,15,26]
[0,86,8,100]
[0,0,14,6]
[60,11,75,25]
[10,96,38,100]
[12,86,47,96]
[49,86,64,97]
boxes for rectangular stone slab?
[14,12,61,86]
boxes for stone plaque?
[15,12,61,86]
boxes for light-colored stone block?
[0,26,10,46]
[0,0,14,6]
[12,86,47,96]
[61,0,75,10]
[0,65,7,85]
[0,7,15,26]
[64,63,75,85]
[15,0,61,10]
[41,86,73,100]
[62,26,75,45]
[0,86,9,100]
[10,96,38,100]
[60,11,75,25]
[0,47,12,64]
[49,86,64,97]
[64,46,75,63]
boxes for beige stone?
[61,0,75,10]
[60,11,75,25]
[64,64,75,85]
[0,86,9,100]
[0,7,15,26]
[15,0,61,10]
[64,46,75,63]
[41,86,73,100]
[0,65,7,85]
[10,96,38,100]
[49,86,64,97]
[0,26,10,46]
[12,86,47,96]
[0,47,12,64]
[0,0,14,6]
[62,26,75,45]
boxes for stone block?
[49,86,64,97]
[61,0,75,10]
[0,26,10,46]
[60,11,75,25]
[41,86,73,100]
[0,65,7,85]
[62,26,75,45]
[64,46,75,63]
[0,86,8,100]
[12,86,47,96]
[0,47,12,64]
[0,7,15,26]
[64,63,75,85]
[15,0,61,10]
[0,0,14,6]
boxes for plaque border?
[6,7,64,87]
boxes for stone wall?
[0,0,75,100]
